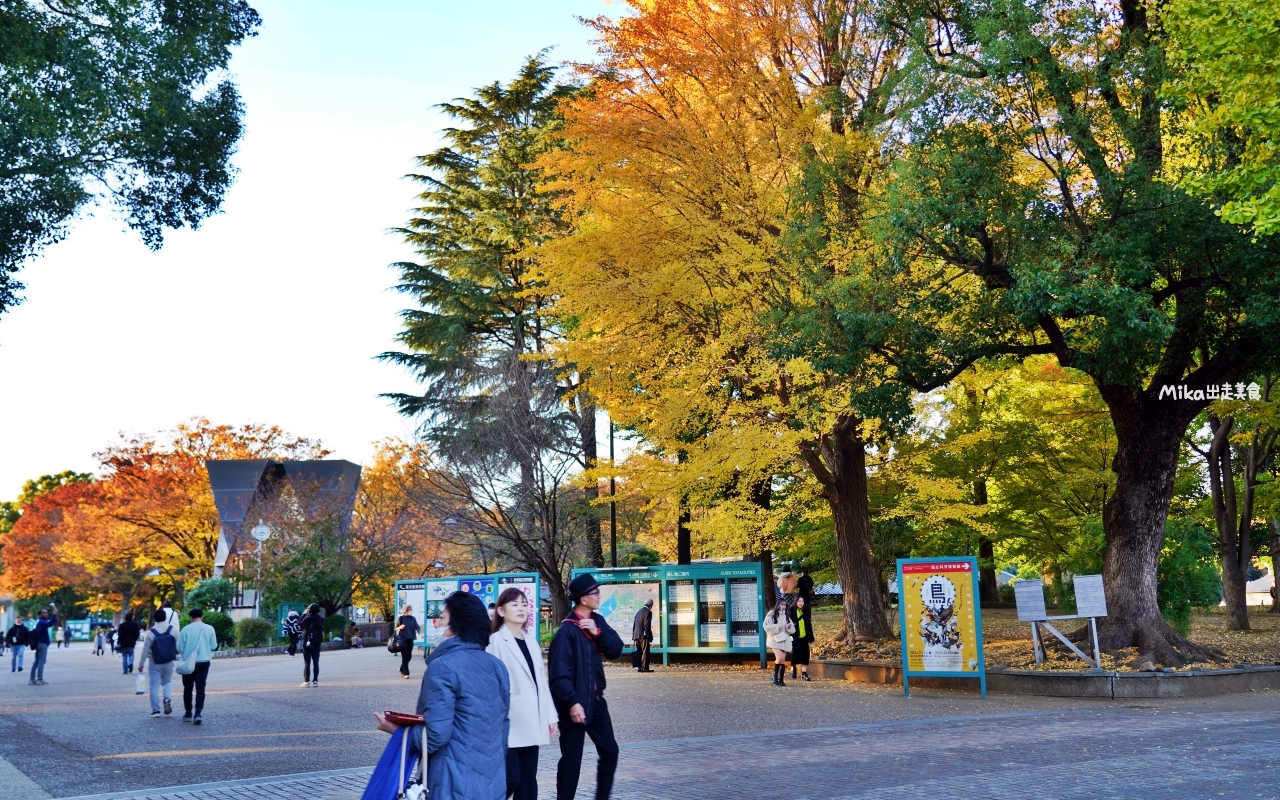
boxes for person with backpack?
[29,605,57,685]
[117,612,141,674]
[138,609,179,717]
[298,603,325,687]
[284,609,302,657]
[6,619,28,672]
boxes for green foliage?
[233,617,273,648]
[0,1,261,313]
[184,578,236,613]
[323,613,347,639]
[14,587,86,620]
[618,543,661,567]
[1163,0,1280,235]
[1157,520,1223,635]
[202,611,236,647]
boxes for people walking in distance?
[93,627,106,656]
[54,625,64,649]
[6,618,28,672]
[284,609,302,657]
[631,598,654,672]
[763,597,795,687]
[30,605,58,685]
[549,574,624,800]
[176,608,218,724]
[117,612,141,675]
[796,568,815,609]
[487,588,557,800]
[138,609,179,717]
[373,591,510,800]
[790,595,814,682]
[395,605,421,679]
[298,603,325,687]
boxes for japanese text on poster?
[900,561,981,673]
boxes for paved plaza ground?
[1,642,1278,799]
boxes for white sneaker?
[300,681,310,687]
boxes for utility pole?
[610,421,617,568]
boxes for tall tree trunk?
[1270,518,1280,614]
[799,416,892,642]
[575,395,604,568]
[1207,415,1250,630]
[1095,389,1217,665]
[974,478,997,602]
[677,499,692,565]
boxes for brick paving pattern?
[71,705,1280,799]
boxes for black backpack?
[151,624,177,665]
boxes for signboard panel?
[1073,574,1107,618]
[896,557,986,698]
[1014,579,1047,622]
[498,575,540,639]
[397,574,540,648]
[698,581,727,645]
[730,578,761,648]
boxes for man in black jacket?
[549,574,624,800]
[6,620,28,672]
[631,599,653,672]
[117,612,141,674]
[298,604,325,688]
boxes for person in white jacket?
[763,598,796,687]
[486,587,557,800]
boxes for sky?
[0,0,616,497]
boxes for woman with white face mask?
[486,588,558,800]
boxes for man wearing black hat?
[549,573,624,799]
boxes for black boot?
[771,664,780,685]
[791,665,797,679]
[778,665,786,686]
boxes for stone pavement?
[60,702,1280,799]
[6,643,1280,799]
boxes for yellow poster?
[899,559,983,674]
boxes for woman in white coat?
[763,597,796,686]
[486,587,558,800]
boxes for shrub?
[202,611,236,647]
[619,543,661,567]
[184,578,236,613]
[324,613,348,639]
[234,617,274,648]
[1157,519,1222,635]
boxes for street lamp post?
[251,520,272,619]
[609,421,617,568]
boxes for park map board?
[896,557,987,698]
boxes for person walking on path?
[763,598,795,687]
[138,609,179,717]
[790,595,814,682]
[631,599,653,672]
[159,599,181,633]
[117,612,141,674]
[284,609,302,657]
[487,588,557,800]
[54,625,64,649]
[30,606,58,685]
[7,619,28,672]
[298,603,325,687]
[395,605,421,679]
[176,608,218,724]
[373,591,510,800]
[549,574,624,800]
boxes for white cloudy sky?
[0,0,615,497]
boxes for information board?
[597,581,662,647]
[396,572,540,648]
[896,557,986,698]
[1014,579,1047,622]
[573,562,767,666]
[1073,574,1107,618]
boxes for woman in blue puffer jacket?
[375,591,510,800]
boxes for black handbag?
[388,635,402,654]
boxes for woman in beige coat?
[486,588,557,800]
[763,598,796,686]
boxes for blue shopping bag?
[362,726,421,800]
